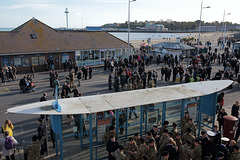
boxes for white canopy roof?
[7,80,232,115]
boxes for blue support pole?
[212,93,218,129]
[181,99,186,118]
[140,106,143,137]
[80,114,83,147]
[116,109,119,137]
[162,102,166,124]
[55,133,58,157]
[198,97,204,137]
[125,108,128,138]
[59,115,63,160]
[89,114,93,160]
[145,105,148,132]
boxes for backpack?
[4,137,14,150]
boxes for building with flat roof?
[0,18,132,72]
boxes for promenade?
[0,58,239,160]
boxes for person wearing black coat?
[106,136,119,160]
[217,108,228,132]
[231,101,239,118]
[213,138,229,160]
[89,66,92,79]
[163,138,177,160]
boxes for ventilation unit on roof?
[30,34,37,39]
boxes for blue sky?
[0,0,239,28]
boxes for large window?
[14,58,21,67]
[39,56,46,65]
[31,57,39,66]
[22,57,30,67]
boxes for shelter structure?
[8,80,232,160]
[0,18,133,72]
[152,42,195,58]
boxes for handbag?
[1,127,4,133]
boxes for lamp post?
[197,0,210,55]
[128,0,136,58]
[221,9,231,50]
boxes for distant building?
[0,18,132,72]
[152,42,195,57]
[201,25,240,32]
[145,23,167,31]
[86,26,102,31]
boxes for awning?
[7,80,233,115]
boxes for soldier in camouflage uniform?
[190,138,202,160]
[125,138,139,160]
[179,140,192,160]
[103,126,118,144]
[184,118,196,136]
[114,145,127,160]
[144,132,155,145]
[175,133,182,149]
[229,146,240,160]
[160,132,177,153]
[139,138,148,159]
[158,129,169,153]
[171,123,178,139]
[133,133,141,147]
[147,139,157,160]
[24,135,46,160]
[181,111,190,135]
[182,128,195,145]
[160,121,169,136]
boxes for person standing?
[2,118,14,137]
[37,119,47,155]
[217,108,228,132]
[0,131,18,160]
[77,70,82,87]
[106,136,119,160]
[69,70,75,88]
[40,92,47,102]
[53,77,60,96]
[231,101,239,118]
[12,66,17,80]
[89,66,92,79]
[74,62,78,76]
[181,111,190,135]
[49,70,54,88]
[31,65,34,78]
[24,135,46,160]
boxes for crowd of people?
[107,48,240,93]
[0,65,17,85]
[104,109,240,160]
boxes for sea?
[0,28,194,41]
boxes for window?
[14,58,21,67]
[30,34,37,39]
[22,57,30,67]
[39,56,46,65]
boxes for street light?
[221,9,231,50]
[128,0,136,58]
[197,0,210,55]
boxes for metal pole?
[127,0,130,58]
[44,115,49,156]
[224,23,226,49]
[197,0,203,55]
[59,115,63,160]
[221,9,225,50]
[89,114,93,160]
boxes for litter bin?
[223,116,238,140]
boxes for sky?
[0,0,239,28]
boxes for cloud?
[7,3,59,10]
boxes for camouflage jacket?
[24,138,45,160]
